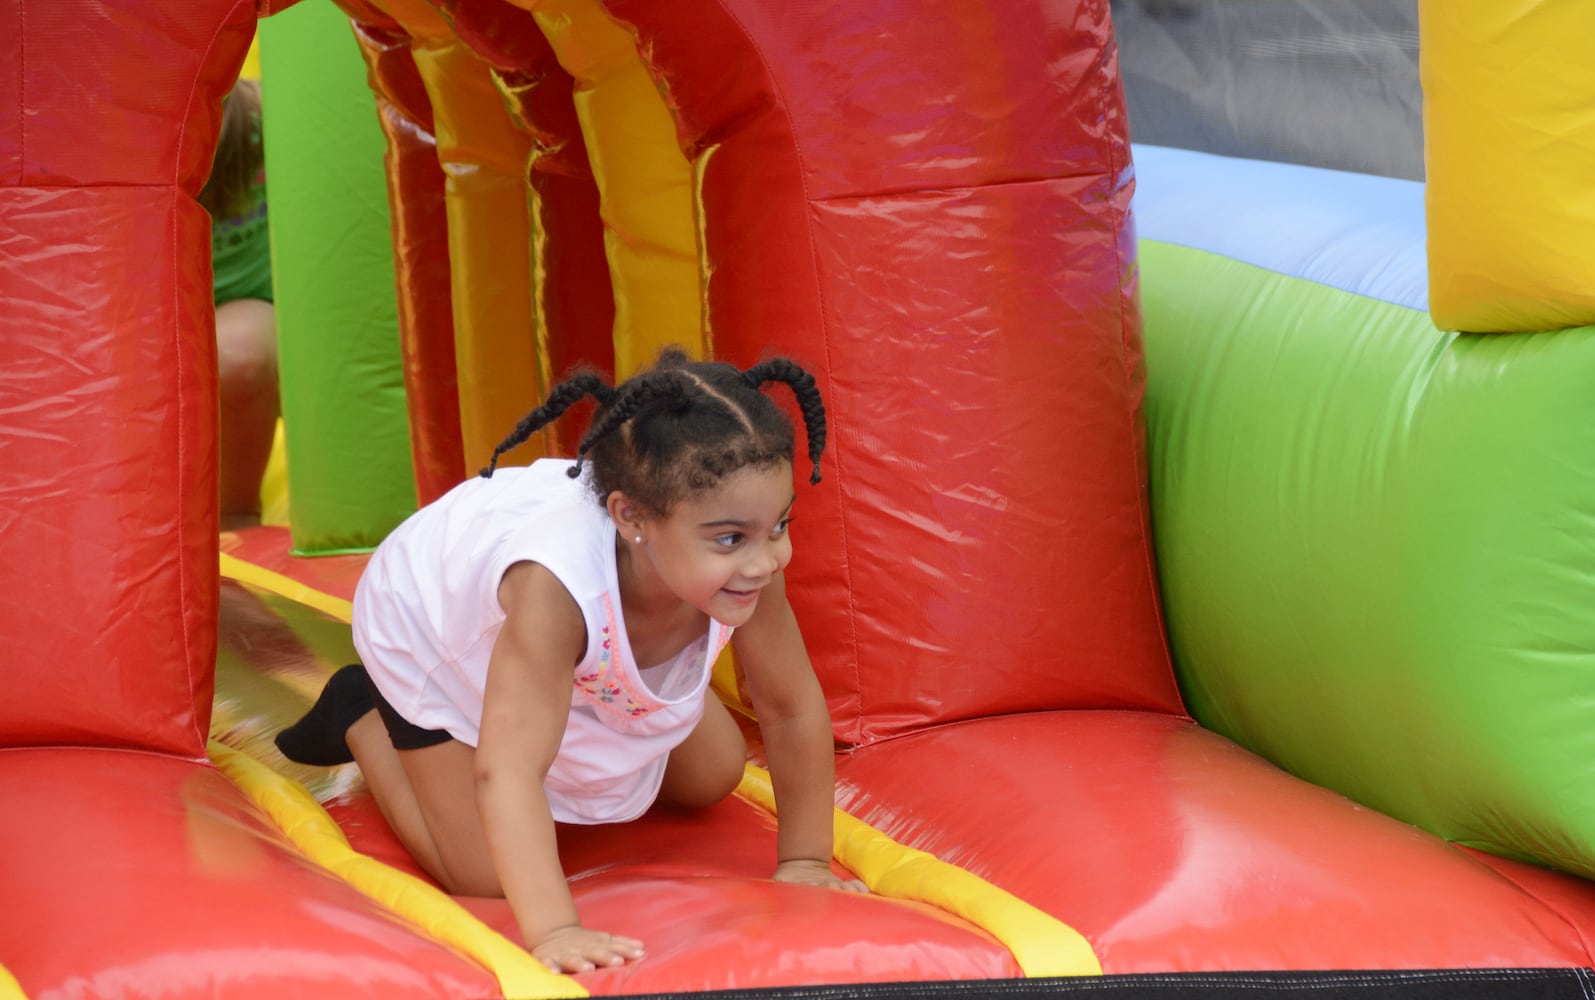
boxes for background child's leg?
[656,693,745,809]
[215,297,278,528]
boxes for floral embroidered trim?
[573,626,650,718]
[709,621,733,661]
[571,595,736,723]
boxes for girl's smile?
[612,462,797,629]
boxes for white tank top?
[352,459,733,824]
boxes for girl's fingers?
[534,929,645,974]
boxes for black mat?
[624,969,1595,1000]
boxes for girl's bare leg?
[347,715,499,895]
[656,692,747,809]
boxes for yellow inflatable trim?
[219,552,354,624]
[209,740,584,1000]
[0,962,26,1000]
[737,763,1101,978]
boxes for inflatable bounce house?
[5,0,1595,997]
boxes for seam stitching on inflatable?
[1444,843,1595,964]
[180,0,259,755]
[12,2,23,183]
[705,1,866,745]
[1105,12,1181,716]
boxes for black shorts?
[361,668,454,751]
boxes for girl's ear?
[606,491,647,538]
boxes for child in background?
[277,349,865,973]
[201,78,278,529]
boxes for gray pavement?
[1110,0,1424,180]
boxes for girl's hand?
[532,924,645,974]
[773,858,869,893]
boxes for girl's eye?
[772,518,792,537]
[714,533,744,548]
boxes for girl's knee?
[705,753,745,804]
[697,753,745,807]
[434,857,503,898]
[659,744,745,810]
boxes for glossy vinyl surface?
[212,576,370,801]
[1421,0,1595,333]
[221,526,372,607]
[379,0,553,477]
[328,792,1024,994]
[445,0,617,457]
[18,2,1595,995]
[0,4,252,190]
[511,0,709,378]
[0,0,252,753]
[215,556,1025,993]
[1140,238,1595,883]
[835,712,1595,972]
[0,748,496,999]
[1131,145,1428,312]
[1,187,218,755]
[605,0,1180,745]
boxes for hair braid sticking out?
[566,373,695,483]
[479,372,615,478]
[742,358,827,485]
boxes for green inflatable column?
[260,1,416,553]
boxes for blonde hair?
[199,79,263,218]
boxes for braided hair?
[479,372,615,478]
[481,348,827,516]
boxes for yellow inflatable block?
[1421,0,1595,332]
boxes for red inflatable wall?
[0,1,256,755]
[606,0,1182,743]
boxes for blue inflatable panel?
[1130,145,1428,313]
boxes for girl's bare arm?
[479,560,646,972]
[734,572,866,891]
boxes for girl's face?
[636,462,796,627]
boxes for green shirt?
[211,169,273,304]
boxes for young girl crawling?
[276,349,864,973]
